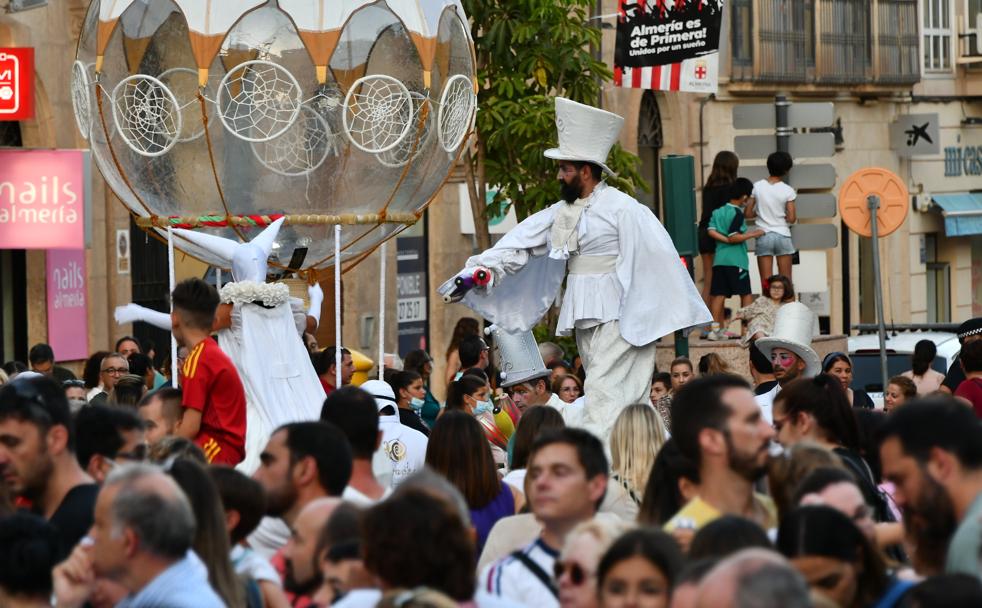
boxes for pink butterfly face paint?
[770,350,797,370]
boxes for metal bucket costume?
[441,98,712,440]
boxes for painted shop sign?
[0,149,89,249]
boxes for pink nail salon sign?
[46,248,89,361]
[0,149,90,250]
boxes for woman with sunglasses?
[555,519,632,608]
[596,528,684,608]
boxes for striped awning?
[932,193,982,237]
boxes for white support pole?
[378,242,387,380]
[334,225,342,388]
[167,228,178,387]
[216,268,221,290]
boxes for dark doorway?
[0,121,27,363]
[637,90,664,218]
[129,220,171,366]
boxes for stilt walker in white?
[440,98,712,440]
[115,218,326,473]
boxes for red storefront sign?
[0,48,34,121]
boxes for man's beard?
[775,363,802,386]
[904,472,958,570]
[725,431,769,482]
[284,558,322,596]
[264,482,299,518]
[560,176,583,203]
[16,445,54,501]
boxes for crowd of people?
[3,295,982,607]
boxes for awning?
[932,193,982,237]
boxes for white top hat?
[544,97,624,176]
[756,302,821,378]
[485,326,551,388]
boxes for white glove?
[114,303,172,331]
[307,284,324,326]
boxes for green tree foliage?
[461,0,647,239]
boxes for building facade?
[602,0,982,336]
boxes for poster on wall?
[613,0,724,93]
[46,249,89,361]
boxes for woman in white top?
[603,403,667,521]
[901,339,946,395]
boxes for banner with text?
[614,0,723,93]
[46,248,89,361]
[0,149,88,249]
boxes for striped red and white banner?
[614,63,682,91]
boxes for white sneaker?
[706,330,726,341]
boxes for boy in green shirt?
[707,178,763,341]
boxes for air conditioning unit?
[6,0,48,12]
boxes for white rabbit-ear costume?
[173,217,285,282]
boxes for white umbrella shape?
[278,0,377,85]
[385,0,467,88]
[118,0,179,73]
[96,0,140,72]
[171,0,267,86]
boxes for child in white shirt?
[746,151,796,292]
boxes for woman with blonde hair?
[557,518,634,608]
[604,403,667,521]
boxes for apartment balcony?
[729,0,919,93]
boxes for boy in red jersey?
[171,278,247,465]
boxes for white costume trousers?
[575,320,658,441]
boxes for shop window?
[924,0,953,71]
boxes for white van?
[847,330,960,407]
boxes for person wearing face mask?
[386,371,430,436]
[445,374,508,468]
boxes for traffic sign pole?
[867,194,890,393]
[775,95,790,154]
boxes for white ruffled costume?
[115,218,325,473]
[440,100,711,440]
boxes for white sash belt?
[568,255,617,274]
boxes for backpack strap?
[509,550,559,599]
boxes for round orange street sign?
[838,167,909,237]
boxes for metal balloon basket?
[73,0,478,275]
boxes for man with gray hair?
[537,342,564,366]
[696,548,811,608]
[51,463,223,608]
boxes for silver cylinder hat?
[486,325,551,388]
